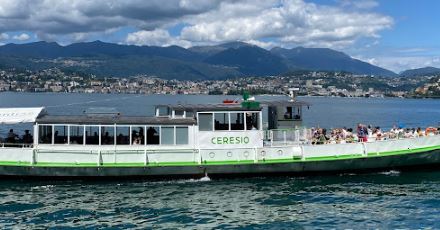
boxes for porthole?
[243,151,250,158]
[260,150,266,157]
[277,149,283,155]
[209,152,215,158]
[227,151,233,157]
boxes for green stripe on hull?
[1,145,440,168]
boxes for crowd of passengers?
[0,129,33,145]
[310,123,439,145]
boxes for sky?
[0,0,438,73]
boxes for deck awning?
[0,107,45,124]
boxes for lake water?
[1,92,440,228]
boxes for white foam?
[378,170,401,176]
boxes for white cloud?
[12,33,30,41]
[126,29,192,48]
[356,55,440,73]
[0,33,9,40]
[338,0,379,9]
[0,0,223,39]
[244,40,277,49]
[0,0,393,49]
[180,0,393,49]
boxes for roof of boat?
[36,115,196,125]
[157,103,261,111]
[158,100,310,111]
[259,100,311,107]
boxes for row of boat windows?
[156,107,194,118]
[38,125,189,145]
[198,112,260,131]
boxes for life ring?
[425,127,437,135]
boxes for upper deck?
[0,95,311,149]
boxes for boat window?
[85,126,100,145]
[283,107,293,120]
[246,112,260,130]
[230,112,245,130]
[214,113,229,130]
[69,126,84,144]
[146,126,160,145]
[101,126,115,145]
[174,110,184,117]
[293,106,301,120]
[132,126,145,145]
[157,106,170,116]
[176,127,189,145]
[38,125,52,144]
[116,126,130,145]
[161,127,174,145]
[186,111,194,118]
[198,113,213,131]
[54,125,68,144]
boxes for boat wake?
[378,170,401,176]
[30,185,55,191]
[199,175,211,182]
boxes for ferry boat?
[1,92,440,178]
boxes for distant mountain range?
[0,40,430,79]
[399,67,440,77]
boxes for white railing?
[34,148,199,166]
[264,128,440,147]
[0,142,34,148]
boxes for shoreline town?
[1,67,440,98]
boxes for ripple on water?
[0,173,439,228]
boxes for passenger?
[426,127,437,136]
[117,133,125,144]
[132,130,138,140]
[92,132,99,144]
[133,137,141,145]
[375,127,382,140]
[54,131,59,143]
[139,129,145,144]
[284,107,292,119]
[329,134,337,144]
[367,125,373,137]
[341,127,348,139]
[147,127,157,144]
[357,124,367,142]
[103,131,111,144]
[369,129,377,142]
[417,127,424,137]
[403,129,411,138]
[6,129,18,143]
[318,131,326,145]
[397,126,405,139]
[22,130,33,144]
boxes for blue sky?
[0,0,438,72]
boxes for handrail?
[0,143,34,148]
[264,128,440,147]
[35,148,197,154]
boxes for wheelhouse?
[260,100,310,129]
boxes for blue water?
[1,92,440,228]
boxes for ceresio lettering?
[211,136,250,144]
